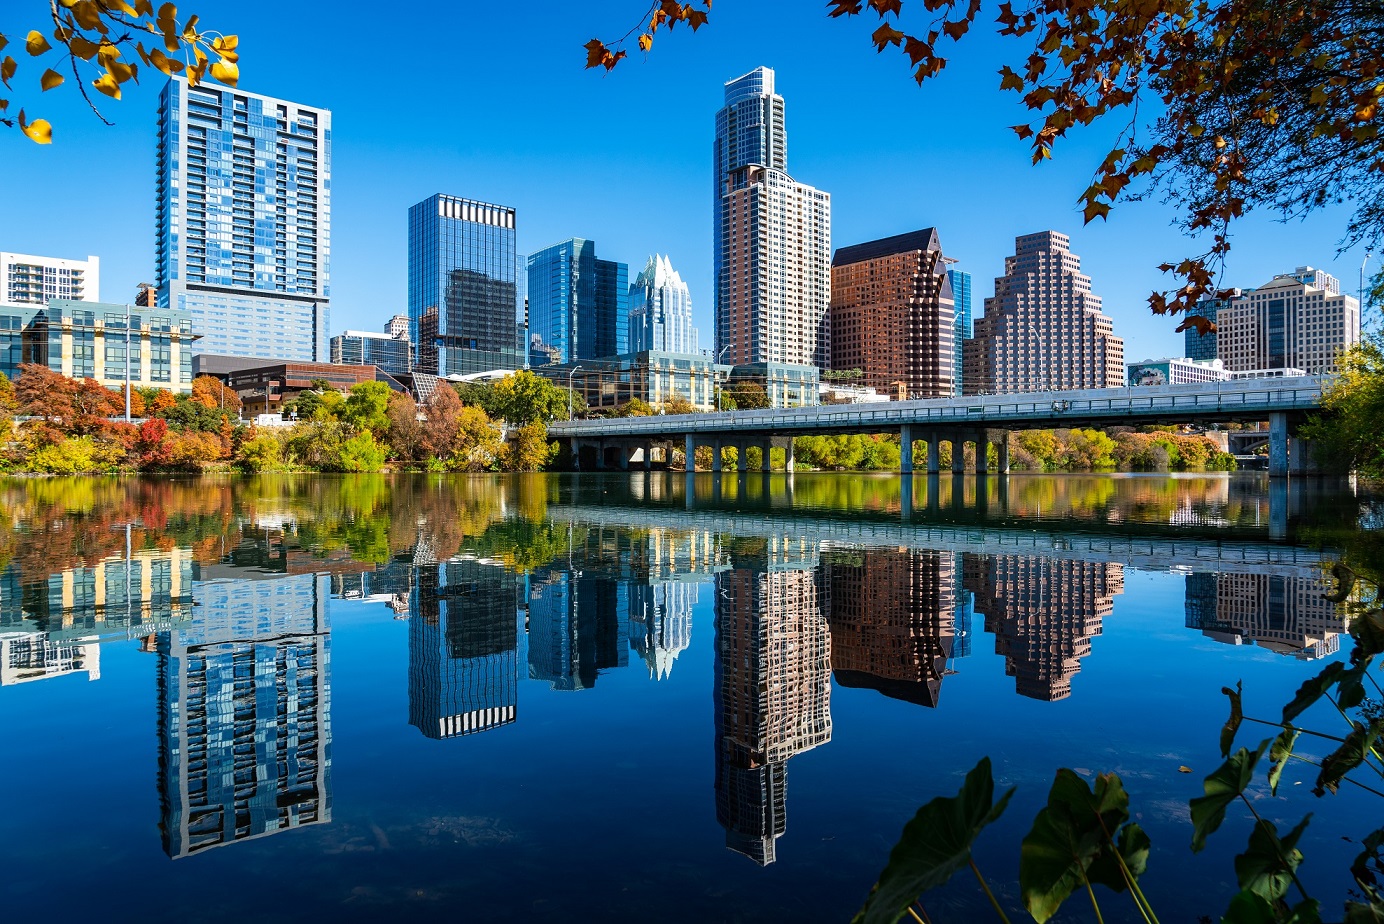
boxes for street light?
[123,303,132,422]
[567,365,583,420]
[716,344,733,411]
[1363,250,1374,322]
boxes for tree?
[2,3,237,144]
[235,431,282,472]
[613,398,655,417]
[500,421,557,472]
[447,404,503,471]
[662,395,699,415]
[15,364,77,422]
[726,381,771,410]
[341,381,391,437]
[191,375,240,412]
[385,390,425,462]
[421,384,464,459]
[490,370,572,425]
[589,0,1384,320]
[1300,335,1384,476]
[0,373,19,418]
[337,430,387,473]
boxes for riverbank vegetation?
[1301,336,1384,478]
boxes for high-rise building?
[330,329,412,376]
[949,268,972,395]
[1187,572,1347,660]
[1183,290,1248,362]
[714,542,830,866]
[408,193,524,376]
[526,570,630,691]
[830,229,955,399]
[628,581,697,680]
[526,238,629,364]
[963,231,1124,394]
[155,78,330,361]
[157,573,331,859]
[385,314,409,339]
[628,254,699,355]
[408,559,522,739]
[823,547,956,707]
[1215,268,1360,375]
[1,251,99,306]
[965,554,1122,701]
[714,67,831,368]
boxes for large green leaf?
[1345,900,1384,923]
[852,757,1015,924]
[1268,727,1300,797]
[1191,740,1270,852]
[1222,892,1322,924]
[1282,663,1346,724]
[1222,681,1245,758]
[1020,770,1146,923]
[1315,719,1383,796]
[1234,815,1311,903]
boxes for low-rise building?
[226,361,394,416]
[819,381,888,404]
[330,329,412,376]
[538,351,726,413]
[727,362,820,408]
[1127,357,1227,386]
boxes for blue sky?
[0,1,1370,361]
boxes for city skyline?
[3,5,1366,365]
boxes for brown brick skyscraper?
[830,228,955,399]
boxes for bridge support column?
[1289,436,1319,475]
[784,439,795,474]
[571,439,583,472]
[996,431,1010,474]
[736,441,748,472]
[976,433,989,475]
[712,438,723,473]
[1269,477,1288,540]
[760,441,772,472]
[643,443,653,471]
[927,434,940,474]
[952,437,966,475]
[899,424,914,474]
[684,434,697,472]
[1269,412,1289,479]
[594,440,607,471]
[901,474,913,523]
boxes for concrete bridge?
[548,376,1330,477]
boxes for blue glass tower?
[408,193,524,376]
[948,269,972,396]
[156,78,330,361]
[526,239,628,364]
[1184,296,1228,361]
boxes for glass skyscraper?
[408,193,525,375]
[629,254,699,355]
[948,268,972,395]
[155,77,331,361]
[526,239,628,364]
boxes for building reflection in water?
[630,581,697,680]
[965,555,1124,702]
[409,557,523,739]
[1185,571,1346,659]
[714,536,831,866]
[156,572,331,859]
[0,631,100,685]
[822,547,958,707]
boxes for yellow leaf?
[69,36,99,59]
[209,59,237,86]
[0,34,8,54]
[26,30,52,56]
[638,33,653,52]
[210,34,238,62]
[40,68,64,91]
[18,109,52,144]
[71,0,105,32]
[105,0,139,14]
[1177,765,1192,773]
[0,56,15,89]
[92,71,121,98]
[182,13,200,41]
[135,0,154,15]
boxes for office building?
[225,360,391,416]
[726,361,820,408]
[963,231,1124,394]
[965,554,1123,701]
[830,228,956,399]
[1183,290,1248,362]
[1215,268,1360,375]
[15,299,197,391]
[157,573,331,859]
[714,539,830,865]
[408,193,524,376]
[409,559,522,739]
[1187,572,1347,660]
[385,313,409,339]
[714,67,831,369]
[1,251,99,306]
[1127,356,1228,386]
[823,547,957,708]
[155,78,330,362]
[949,268,972,395]
[629,254,699,355]
[538,350,727,413]
[330,329,412,376]
[526,238,629,364]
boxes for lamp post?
[1363,250,1374,321]
[567,365,583,420]
[716,344,733,411]
[124,303,132,422]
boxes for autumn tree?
[190,374,240,411]
[385,390,425,462]
[420,383,464,459]
[2,2,238,144]
[501,421,558,472]
[15,363,77,422]
[341,381,392,438]
[590,0,1384,321]
[490,370,573,425]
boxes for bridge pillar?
[927,434,940,474]
[1269,477,1288,540]
[952,437,966,474]
[996,432,1011,474]
[784,438,795,474]
[899,424,914,474]
[760,441,772,472]
[684,434,697,472]
[594,440,608,471]
[976,433,990,475]
[571,439,583,472]
[1268,412,1289,479]
[736,441,748,472]
[901,474,913,523]
[1288,436,1319,475]
[643,443,653,471]
[712,438,723,473]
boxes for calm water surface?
[0,473,1377,922]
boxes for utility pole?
[124,303,132,422]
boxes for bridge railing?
[547,377,1329,437]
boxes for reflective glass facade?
[17,299,196,392]
[408,194,524,376]
[629,254,699,354]
[155,78,331,361]
[329,330,412,376]
[948,269,972,395]
[526,239,628,364]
